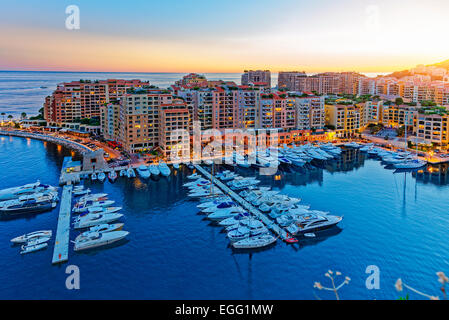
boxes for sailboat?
[394,115,426,169]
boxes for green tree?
[21,112,27,120]
[395,97,404,105]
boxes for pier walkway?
[193,164,288,241]
[52,185,72,264]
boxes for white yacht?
[158,161,171,177]
[97,172,106,183]
[20,242,48,254]
[127,167,136,178]
[218,212,251,226]
[75,223,124,241]
[108,170,117,182]
[232,234,277,249]
[394,159,427,169]
[73,213,124,229]
[149,164,160,177]
[73,230,129,251]
[136,165,151,179]
[207,207,245,221]
[11,230,52,244]
[73,199,115,213]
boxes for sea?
[0,136,449,299]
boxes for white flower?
[314,282,323,290]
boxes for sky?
[1,0,449,74]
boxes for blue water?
[1,136,448,300]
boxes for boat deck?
[52,185,72,264]
[193,164,289,241]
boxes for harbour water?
[1,136,449,299]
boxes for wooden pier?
[52,185,72,264]
[193,165,288,241]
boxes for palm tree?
[7,115,13,122]
[1,112,5,121]
[21,112,27,120]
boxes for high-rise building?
[241,70,271,89]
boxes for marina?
[1,122,449,299]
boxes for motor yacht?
[73,230,129,251]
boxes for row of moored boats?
[71,186,129,251]
[184,169,343,249]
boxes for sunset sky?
[1,0,449,74]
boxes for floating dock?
[52,185,73,264]
[193,164,288,241]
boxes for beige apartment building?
[381,105,416,127]
[414,112,449,146]
[325,104,361,137]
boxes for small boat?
[73,200,115,213]
[79,193,108,202]
[149,164,160,178]
[393,159,427,169]
[25,236,51,246]
[11,230,52,244]
[136,165,151,179]
[0,195,57,216]
[91,173,97,181]
[218,212,251,226]
[108,170,117,182]
[127,168,136,178]
[73,213,123,229]
[197,197,232,209]
[158,161,171,177]
[97,172,106,183]
[119,169,127,177]
[173,163,180,170]
[20,243,48,254]
[232,234,277,249]
[77,206,122,216]
[75,223,124,241]
[207,207,245,221]
[0,181,58,201]
[201,201,238,214]
[73,230,129,251]
[73,188,90,197]
[187,173,200,180]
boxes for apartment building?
[259,93,296,129]
[241,70,271,89]
[158,105,190,156]
[381,105,416,127]
[118,91,174,153]
[293,96,325,130]
[415,110,449,145]
[44,79,149,123]
[357,101,383,126]
[100,103,120,140]
[325,104,361,137]
[277,71,307,91]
